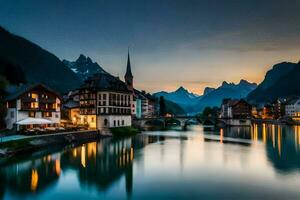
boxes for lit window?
[31,102,39,108]
[31,93,38,99]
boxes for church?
[75,50,156,131]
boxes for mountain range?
[0,26,81,94]
[154,86,199,106]
[63,54,107,81]
[154,79,257,113]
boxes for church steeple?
[125,48,133,91]
[125,49,133,78]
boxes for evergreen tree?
[0,75,8,129]
[159,96,166,116]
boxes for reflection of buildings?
[61,138,134,194]
[0,154,61,198]
[264,125,300,172]
[0,135,159,199]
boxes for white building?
[5,84,61,131]
[285,98,300,117]
[78,73,132,130]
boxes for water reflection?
[0,135,160,199]
[203,124,300,172]
[2,125,300,199]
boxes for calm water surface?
[1,124,300,199]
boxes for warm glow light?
[130,147,134,161]
[31,169,39,192]
[81,146,86,168]
[73,149,77,158]
[262,124,267,144]
[277,126,282,156]
[272,125,275,148]
[87,142,97,159]
[220,128,224,144]
[55,159,61,176]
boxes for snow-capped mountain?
[63,54,107,81]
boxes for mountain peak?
[203,87,215,95]
[176,86,188,93]
[77,54,87,62]
[63,54,107,81]
[222,81,229,86]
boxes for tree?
[201,106,219,119]
[0,76,8,129]
[159,96,166,117]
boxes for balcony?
[40,98,56,103]
[21,97,37,103]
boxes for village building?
[4,84,61,131]
[78,72,133,130]
[220,99,252,126]
[285,97,300,118]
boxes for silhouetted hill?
[247,61,300,103]
[0,26,81,94]
[63,54,107,81]
[165,99,186,115]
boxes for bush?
[110,127,140,137]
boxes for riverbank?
[0,130,106,158]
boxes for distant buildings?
[285,97,300,118]
[5,84,61,131]
[220,99,252,119]
[220,99,252,126]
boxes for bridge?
[132,116,216,130]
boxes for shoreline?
[0,130,108,158]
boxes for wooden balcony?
[21,97,37,103]
[39,98,56,103]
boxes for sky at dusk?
[1,0,300,94]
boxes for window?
[55,114,59,118]
[122,120,124,126]
[10,111,14,118]
[117,120,120,126]
[104,119,108,126]
[31,93,38,99]
[31,102,39,109]
[113,120,116,127]
[29,111,35,117]
[91,117,94,123]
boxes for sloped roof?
[5,83,61,101]
[63,99,80,109]
[80,72,130,93]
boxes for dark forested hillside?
[0,26,81,94]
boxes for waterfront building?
[220,99,252,126]
[78,72,132,130]
[5,84,61,131]
[285,97,300,118]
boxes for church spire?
[125,48,133,78]
[125,48,133,91]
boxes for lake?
[1,124,300,199]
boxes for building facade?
[220,99,252,126]
[285,98,300,117]
[5,84,61,130]
[78,73,133,130]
